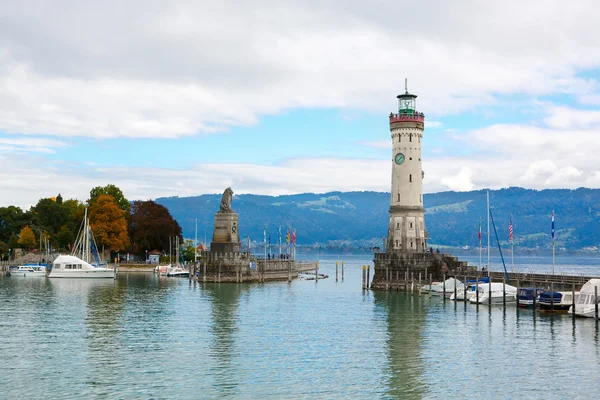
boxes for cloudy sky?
[2,0,600,208]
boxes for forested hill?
[156,187,600,251]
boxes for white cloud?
[440,166,475,192]
[1,0,600,138]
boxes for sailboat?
[48,208,116,278]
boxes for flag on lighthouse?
[286,230,290,244]
[509,215,513,241]
[478,219,482,241]
[551,211,555,240]
[263,226,266,244]
[291,229,296,245]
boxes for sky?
[2,0,600,209]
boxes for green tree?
[89,195,130,254]
[89,185,130,213]
[18,225,36,249]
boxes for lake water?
[1,254,599,399]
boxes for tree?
[89,184,130,213]
[18,225,36,249]
[89,195,130,254]
[129,200,182,254]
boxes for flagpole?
[552,210,555,275]
[487,190,490,277]
[194,218,198,262]
[279,226,282,256]
[479,216,482,271]
[510,213,514,273]
[264,225,267,261]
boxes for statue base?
[211,211,241,253]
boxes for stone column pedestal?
[211,211,241,253]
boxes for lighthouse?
[387,79,426,253]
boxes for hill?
[156,187,600,251]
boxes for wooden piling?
[341,261,344,281]
[503,276,506,307]
[362,265,366,289]
[367,265,370,289]
[288,260,291,283]
[572,283,576,318]
[464,275,468,307]
[532,280,536,309]
[454,276,457,300]
[203,259,207,283]
[410,271,414,292]
[429,274,433,297]
[316,261,319,282]
[336,261,338,282]
[396,270,399,291]
[442,273,446,301]
[218,262,221,283]
[595,286,599,320]
[551,282,554,312]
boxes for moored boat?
[568,279,600,318]
[469,282,518,305]
[49,254,115,278]
[517,287,545,308]
[10,264,48,277]
[539,291,577,313]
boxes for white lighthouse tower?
[387,79,427,253]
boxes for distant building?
[148,250,161,264]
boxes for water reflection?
[202,283,245,398]
[373,291,427,399]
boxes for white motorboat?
[49,254,115,278]
[469,282,518,305]
[422,277,464,298]
[154,264,171,275]
[568,279,600,318]
[166,265,189,277]
[47,208,115,279]
[10,264,48,277]
[451,284,477,301]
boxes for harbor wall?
[371,252,474,290]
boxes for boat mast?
[511,213,514,273]
[487,190,490,277]
[84,207,89,263]
[194,219,198,263]
[479,216,482,271]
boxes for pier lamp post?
[8,248,11,262]
[145,249,148,263]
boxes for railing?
[389,112,425,123]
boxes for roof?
[148,250,162,255]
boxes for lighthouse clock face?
[395,153,405,165]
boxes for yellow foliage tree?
[89,195,130,256]
[18,225,37,249]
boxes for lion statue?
[219,187,234,212]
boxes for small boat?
[422,277,464,298]
[154,264,171,275]
[517,288,545,308]
[469,282,518,305]
[568,279,600,318]
[450,278,489,301]
[47,208,115,279]
[166,265,189,277]
[10,264,48,277]
[539,291,577,313]
[49,254,115,278]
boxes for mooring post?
[218,262,221,283]
[367,265,370,289]
[362,265,366,290]
[203,259,207,283]
[341,261,344,281]
[288,260,291,283]
[595,286,599,320]
[572,283,576,318]
[551,282,555,312]
[429,273,433,297]
[442,273,446,301]
[532,280,536,309]
[336,261,338,282]
[419,272,422,290]
[316,261,319,282]
[503,276,506,307]
[464,275,468,308]
[411,271,414,292]
[396,270,399,291]
[454,276,457,300]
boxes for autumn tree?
[89,184,130,213]
[129,200,182,254]
[89,195,130,257]
[18,225,37,249]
